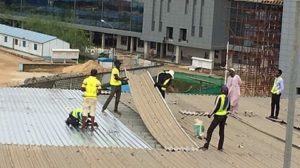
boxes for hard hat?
[168,70,175,79]
[229,68,235,72]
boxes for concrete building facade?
[141,0,229,65]
[0,0,230,66]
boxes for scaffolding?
[228,0,283,96]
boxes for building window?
[151,0,156,31]
[4,36,7,42]
[14,39,18,45]
[185,0,189,14]
[167,0,171,12]
[22,41,26,47]
[166,27,173,39]
[138,39,144,48]
[179,28,187,41]
[191,26,195,36]
[199,26,203,37]
[34,44,38,50]
[151,21,155,31]
[121,36,127,45]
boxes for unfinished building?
[228,0,283,96]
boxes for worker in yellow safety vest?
[201,85,230,151]
[154,70,174,98]
[81,69,101,131]
[269,69,284,119]
[102,60,128,116]
[65,108,98,128]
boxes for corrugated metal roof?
[0,87,151,149]
[0,24,57,43]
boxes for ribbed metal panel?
[0,24,57,43]
[0,87,151,149]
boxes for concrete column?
[130,37,134,53]
[144,41,149,58]
[175,45,181,64]
[89,31,94,44]
[101,33,105,49]
[209,50,215,74]
[160,43,165,58]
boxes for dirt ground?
[0,50,53,87]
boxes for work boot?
[114,109,122,116]
[81,116,88,131]
[90,116,95,131]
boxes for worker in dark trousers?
[102,60,128,115]
[269,69,284,119]
[154,70,174,98]
[201,85,230,151]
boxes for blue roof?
[0,24,57,43]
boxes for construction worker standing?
[269,69,284,119]
[102,60,128,115]
[81,69,101,131]
[201,85,230,151]
[154,70,174,98]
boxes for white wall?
[0,34,13,48]
[42,39,70,57]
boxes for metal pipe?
[283,2,300,168]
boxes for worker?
[81,69,101,131]
[154,70,174,98]
[201,85,230,151]
[102,60,128,116]
[65,108,98,128]
[269,69,284,119]
[226,68,242,114]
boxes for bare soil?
[0,50,53,87]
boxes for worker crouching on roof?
[81,69,101,131]
[154,70,174,98]
[201,85,230,151]
[102,60,128,116]
[65,108,98,128]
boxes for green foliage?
[23,16,91,52]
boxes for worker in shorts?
[81,69,101,131]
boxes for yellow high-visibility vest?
[71,108,83,120]
[215,94,228,116]
[81,76,101,99]
[110,67,122,86]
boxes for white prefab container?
[190,57,213,70]
[51,49,80,63]
[0,24,70,57]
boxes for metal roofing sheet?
[0,87,151,149]
[126,71,199,151]
[0,24,57,43]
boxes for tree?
[23,16,92,52]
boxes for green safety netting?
[172,72,224,95]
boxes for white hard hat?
[229,68,235,72]
[168,70,175,79]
